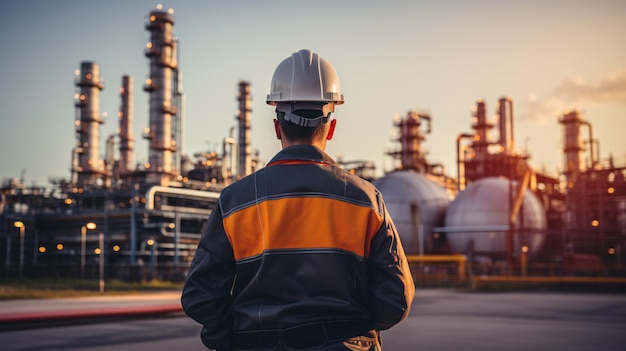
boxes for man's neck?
[280,138,327,150]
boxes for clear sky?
[1,0,625,187]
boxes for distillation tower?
[558,110,625,262]
[459,97,527,186]
[73,61,107,188]
[387,110,431,173]
[143,7,180,184]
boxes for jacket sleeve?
[367,199,415,330]
[181,201,236,351]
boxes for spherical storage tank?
[372,170,451,254]
[444,177,547,258]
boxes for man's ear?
[274,119,282,140]
[326,119,337,140]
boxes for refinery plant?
[1,6,624,284]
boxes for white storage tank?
[373,170,451,254]
[444,177,547,258]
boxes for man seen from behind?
[182,49,415,351]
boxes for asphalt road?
[1,289,625,351]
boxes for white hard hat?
[266,49,344,106]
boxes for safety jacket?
[182,145,414,350]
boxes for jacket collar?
[268,145,338,166]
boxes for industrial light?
[39,246,46,253]
[94,248,102,255]
[57,244,64,251]
[608,187,615,194]
[113,245,121,252]
[608,248,615,255]
[591,220,599,227]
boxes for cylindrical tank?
[373,170,451,254]
[444,177,547,258]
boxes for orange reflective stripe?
[223,197,382,261]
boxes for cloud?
[555,69,626,104]
[518,93,566,124]
[519,69,626,123]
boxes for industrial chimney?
[237,81,253,178]
[118,75,134,175]
[497,97,514,155]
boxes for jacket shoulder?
[339,168,385,217]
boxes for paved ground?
[0,291,181,326]
[1,289,625,350]
[382,289,626,351]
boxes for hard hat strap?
[282,111,333,127]
[276,102,333,127]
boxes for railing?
[405,254,626,290]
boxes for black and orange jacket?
[182,145,414,350]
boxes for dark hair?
[277,110,326,140]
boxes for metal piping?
[105,134,115,183]
[70,147,83,184]
[145,185,220,210]
[433,225,510,233]
[428,163,446,175]
[174,67,184,174]
[509,170,532,225]
[223,127,237,185]
[582,120,596,168]
[456,133,474,191]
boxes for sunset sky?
[1,0,625,187]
